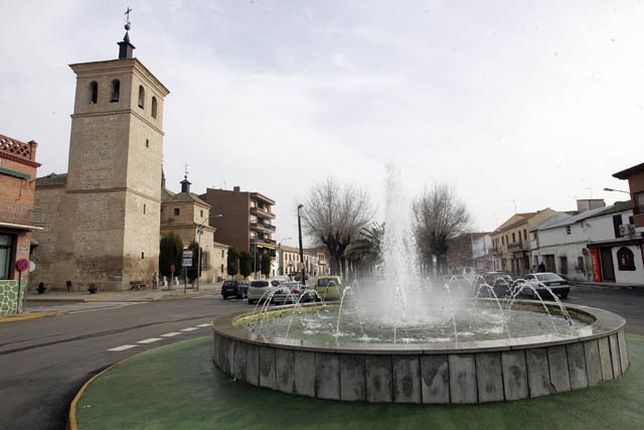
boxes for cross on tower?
[124,7,133,25]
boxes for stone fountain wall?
[212,304,629,404]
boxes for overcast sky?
[2,1,642,247]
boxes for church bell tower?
[62,13,170,288]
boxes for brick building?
[0,134,42,315]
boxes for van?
[312,275,343,301]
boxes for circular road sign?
[170,264,176,273]
[16,259,29,272]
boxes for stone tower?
[33,21,170,290]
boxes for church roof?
[35,172,67,187]
[161,186,210,208]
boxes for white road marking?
[108,345,138,352]
[161,332,183,337]
[180,327,199,332]
[138,338,163,344]
[196,323,211,327]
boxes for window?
[617,247,635,271]
[174,208,180,216]
[138,85,145,108]
[90,81,98,104]
[151,96,158,118]
[635,191,644,215]
[512,232,516,243]
[111,79,120,102]
[576,256,585,273]
[222,250,225,258]
[559,256,568,274]
[613,215,623,238]
[200,210,204,218]
[565,226,571,235]
[523,229,527,240]
[0,234,14,279]
[145,139,149,148]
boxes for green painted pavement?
[74,335,644,430]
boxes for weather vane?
[124,7,132,30]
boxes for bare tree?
[304,178,372,276]
[413,183,472,275]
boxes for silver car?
[247,279,279,304]
[271,282,318,305]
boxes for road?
[0,285,642,430]
[0,294,248,430]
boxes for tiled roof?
[35,172,67,187]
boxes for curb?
[0,311,65,323]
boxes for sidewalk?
[0,282,223,323]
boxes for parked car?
[482,272,514,296]
[311,275,343,301]
[514,272,570,300]
[247,279,278,304]
[271,281,319,305]
[221,279,250,300]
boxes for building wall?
[202,188,251,251]
[0,135,40,314]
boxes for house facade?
[0,134,42,315]
[491,209,557,276]
[531,201,643,283]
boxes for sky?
[2,1,643,248]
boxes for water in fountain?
[245,163,589,344]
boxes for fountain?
[212,165,629,404]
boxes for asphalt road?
[1,285,643,430]
[0,294,249,430]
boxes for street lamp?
[196,213,222,291]
[297,204,305,285]
[603,187,630,195]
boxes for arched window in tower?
[110,79,120,102]
[90,81,98,104]
[138,85,145,109]
[151,96,158,118]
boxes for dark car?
[514,272,569,300]
[473,272,514,297]
[221,279,250,300]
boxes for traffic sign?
[170,264,176,274]
[182,258,192,267]
[16,259,29,272]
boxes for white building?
[530,201,643,283]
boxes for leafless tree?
[413,183,472,275]
[303,178,372,276]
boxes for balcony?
[507,241,525,251]
[0,200,44,228]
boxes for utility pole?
[298,204,306,285]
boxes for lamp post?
[297,204,305,285]
[603,187,630,195]
[196,213,222,291]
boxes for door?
[599,248,615,282]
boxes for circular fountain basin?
[212,301,629,404]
